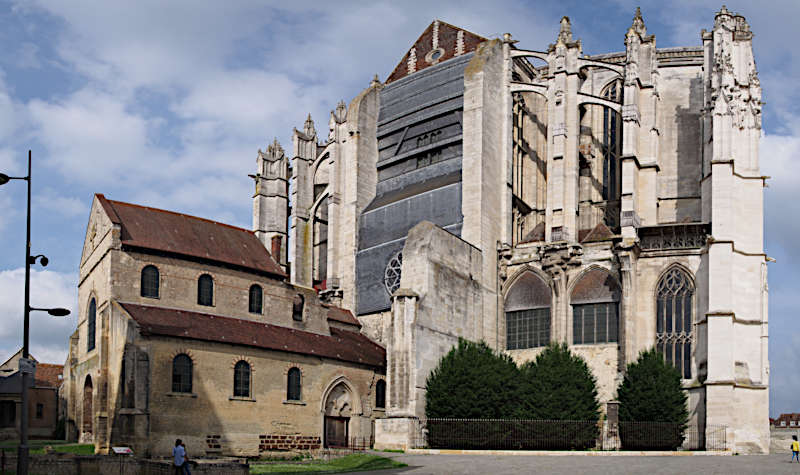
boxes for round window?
[384,252,403,295]
[425,47,445,64]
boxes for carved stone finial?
[630,7,646,37]
[371,74,380,86]
[558,16,572,43]
[718,4,731,16]
[267,138,284,160]
[303,113,315,137]
[455,30,465,56]
[432,20,440,50]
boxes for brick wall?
[259,434,321,451]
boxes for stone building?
[279,8,769,453]
[64,5,770,455]
[0,351,63,440]
[62,194,386,456]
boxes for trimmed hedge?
[616,348,689,450]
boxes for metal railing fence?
[411,418,727,451]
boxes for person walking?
[173,439,187,474]
[792,435,799,463]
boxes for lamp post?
[0,150,71,475]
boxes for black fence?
[412,419,727,451]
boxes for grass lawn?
[0,440,94,456]
[249,453,406,474]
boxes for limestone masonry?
[64,6,770,456]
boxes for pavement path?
[370,452,799,474]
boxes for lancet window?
[505,271,551,350]
[656,267,694,379]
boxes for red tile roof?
[35,363,63,388]
[326,306,361,327]
[118,302,385,369]
[96,194,285,278]
[386,20,487,84]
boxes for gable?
[385,20,487,84]
[80,195,117,268]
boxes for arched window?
[505,271,551,350]
[140,265,159,298]
[172,354,193,393]
[292,294,304,322]
[287,367,301,401]
[656,267,694,379]
[375,380,386,409]
[87,298,96,352]
[571,269,621,345]
[249,284,262,314]
[233,360,251,398]
[197,274,213,306]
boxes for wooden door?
[324,416,349,448]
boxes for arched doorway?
[323,382,352,448]
[82,375,93,437]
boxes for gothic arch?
[82,375,93,436]
[569,266,621,345]
[567,265,620,299]
[504,269,552,350]
[319,376,362,416]
[502,265,553,296]
[654,264,696,379]
[652,262,696,299]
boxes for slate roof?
[118,302,385,369]
[96,194,285,278]
[386,20,487,84]
[35,363,64,388]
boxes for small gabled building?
[63,194,386,456]
[0,350,63,439]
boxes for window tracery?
[384,252,403,295]
[656,267,694,379]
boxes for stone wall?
[3,455,248,475]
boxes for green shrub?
[515,343,600,448]
[425,339,519,419]
[616,348,688,450]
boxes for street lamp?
[1,150,70,475]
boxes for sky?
[0,0,796,416]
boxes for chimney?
[271,235,282,263]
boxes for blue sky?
[0,0,796,416]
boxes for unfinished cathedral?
[255,7,769,453]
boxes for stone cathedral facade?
[258,8,769,453]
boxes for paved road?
[372,452,799,474]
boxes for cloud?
[0,268,76,365]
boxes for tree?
[515,343,600,449]
[425,338,519,419]
[516,343,600,421]
[616,348,689,450]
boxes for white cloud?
[27,88,171,186]
[0,268,76,365]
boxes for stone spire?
[557,16,573,44]
[303,113,316,138]
[628,7,647,38]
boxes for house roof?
[326,306,361,327]
[386,20,487,84]
[35,364,64,388]
[118,302,385,369]
[96,194,285,278]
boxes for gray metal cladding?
[356,53,471,315]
